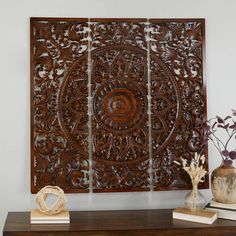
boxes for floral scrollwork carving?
[31,18,207,192]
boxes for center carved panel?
[31,18,207,193]
[91,45,149,191]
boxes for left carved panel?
[31,18,90,193]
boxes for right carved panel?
[149,19,208,190]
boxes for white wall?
[0,0,236,233]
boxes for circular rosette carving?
[93,79,147,133]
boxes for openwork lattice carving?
[149,20,207,190]
[31,18,207,193]
[91,45,149,192]
[31,19,90,193]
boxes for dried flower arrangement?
[204,109,236,165]
[175,153,207,211]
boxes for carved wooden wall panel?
[31,18,207,193]
[31,18,90,193]
[149,19,208,190]
[90,20,149,192]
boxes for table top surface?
[4,209,236,233]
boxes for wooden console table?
[4,209,236,236]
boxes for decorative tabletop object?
[204,109,236,203]
[31,186,69,224]
[35,185,67,215]
[173,153,217,224]
[175,153,207,211]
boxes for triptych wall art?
[31,18,207,193]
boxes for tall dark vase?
[211,161,236,204]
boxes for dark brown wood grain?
[30,18,90,193]
[4,209,236,236]
[31,18,208,193]
[149,19,208,190]
[90,20,149,192]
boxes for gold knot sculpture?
[35,185,67,215]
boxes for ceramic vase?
[211,161,236,204]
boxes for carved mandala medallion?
[93,80,147,133]
[31,18,207,193]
